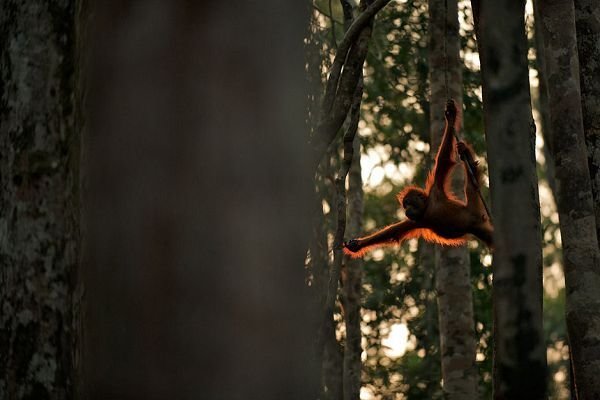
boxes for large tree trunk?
[83,2,316,399]
[0,2,78,399]
[574,0,600,242]
[473,1,547,398]
[428,0,478,398]
[537,1,600,398]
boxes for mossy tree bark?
[0,1,78,399]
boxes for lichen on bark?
[0,1,78,399]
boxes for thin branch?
[312,0,388,167]
[321,0,391,115]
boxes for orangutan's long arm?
[432,100,460,192]
[343,220,420,258]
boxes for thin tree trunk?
[84,3,316,399]
[0,2,78,399]
[326,75,362,400]
[537,1,600,398]
[309,174,335,398]
[323,315,344,400]
[472,1,547,398]
[317,2,372,398]
[339,8,364,400]
[318,4,373,357]
[310,160,343,400]
[428,1,478,398]
[342,135,364,400]
[532,4,557,196]
[574,0,600,243]
[307,9,336,398]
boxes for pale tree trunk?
[83,2,316,399]
[574,0,600,242]
[0,2,78,399]
[428,0,478,398]
[537,1,600,398]
[472,1,547,398]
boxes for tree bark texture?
[72,1,89,398]
[322,315,344,400]
[474,1,547,398]
[342,135,364,400]
[326,75,362,400]
[537,1,600,398]
[309,164,341,400]
[83,2,316,400]
[574,0,600,242]
[0,1,78,399]
[429,1,478,398]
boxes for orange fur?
[344,243,393,259]
[415,229,466,246]
[343,228,466,259]
[342,99,493,258]
[424,170,435,194]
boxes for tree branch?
[321,0,390,115]
[312,0,388,167]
